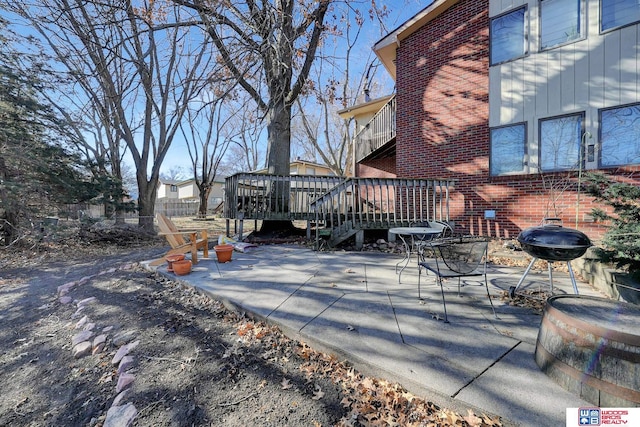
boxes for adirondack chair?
[150,214,209,266]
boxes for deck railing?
[225,173,453,243]
[309,178,454,241]
[354,95,396,162]
[224,173,344,220]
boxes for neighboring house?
[343,0,640,239]
[157,180,180,200]
[252,159,337,176]
[156,178,225,208]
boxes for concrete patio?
[147,244,608,427]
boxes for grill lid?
[517,224,591,249]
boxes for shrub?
[583,173,640,280]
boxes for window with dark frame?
[540,0,584,50]
[600,103,640,167]
[170,185,178,192]
[601,0,640,32]
[490,123,527,176]
[490,7,527,65]
[539,113,584,172]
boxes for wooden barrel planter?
[535,295,640,407]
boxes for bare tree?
[4,0,215,231]
[179,96,237,217]
[160,166,190,182]
[174,0,330,231]
[292,2,393,177]
[221,99,265,174]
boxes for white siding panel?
[535,53,549,117]
[560,45,576,111]
[588,32,606,109]
[489,69,502,126]
[604,31,621,106]
[158,186,168,199]
[511,60,525,122]
[547,50,562,114]
[522,57,536,119]
[574,41,590,108]
[500,63,513,122]
[619,25,639,105]
[491,0,525,16]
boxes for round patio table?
[389,227,442,283]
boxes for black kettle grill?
[509,218,592,297]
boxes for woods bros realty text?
[567,408,640,426]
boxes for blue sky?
[1,1,430,180]
[159,0,430,177]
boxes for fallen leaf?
[281,378,292,390]
[312,385,324,400]
[464,409,483,426]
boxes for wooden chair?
[150,214,209,266]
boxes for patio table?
[389,227,442,283]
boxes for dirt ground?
[0,219,508,427]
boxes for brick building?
[344,0,640,240]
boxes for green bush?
[584,173,640,280]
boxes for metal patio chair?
[418,236,497,323]
[412,220,454,276]
[413,220,453,251]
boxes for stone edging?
[56,264,140,427]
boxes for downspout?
[576,131,592,228]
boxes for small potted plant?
[214,244,234,263]
[172,259,192,275]
[165,254,186,272]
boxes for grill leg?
[567,261,579,295]
[510,257,538,297]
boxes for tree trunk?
[0,155,16,245]
[114,209,126,225]
[259,101,294,234]
[137,176,158,233]
[198,186,212,218]
[137,192,155,232]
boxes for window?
[602,0,640,32]
[539,113,584,171]
[170,185,178,192]
[600,104,640,167]
[540,0,583,50]
[490,7,527,65]
[490,123,527,175]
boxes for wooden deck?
[224,173,454,248]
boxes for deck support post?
[355,230,364,250]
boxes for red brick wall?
[396,0,499,234]
[391,0,639,241]
[357,156,397,178]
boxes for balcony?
[354,95,396,162]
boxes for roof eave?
[337,95,395,119]
[373,0,461,81]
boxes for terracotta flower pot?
[172,259,192,276]
[214,244,234,263]
[166,254,186,272]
